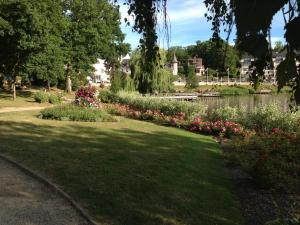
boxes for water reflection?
[197,94,290,112]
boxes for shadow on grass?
[0,120,242,225]
[0,90,34,99]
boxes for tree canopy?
[0,0,128,97]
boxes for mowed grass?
[0,111,243,225]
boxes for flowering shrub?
[189,117,243,137]
[105,103,243,137]
[75,86,100,108]
[229,130,300,191]
[206,104,300,133]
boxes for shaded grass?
[0,90,50,108]
[0,111,243,225]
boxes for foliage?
[273,41,285,53]
[34,92,49,103]
[48,93,63,104]
[75,86,100,108]
[123,0,167,93]
[219,86,251,96]
[0,0,46,99]
[204,0,300,104]
[230,131,300,191]
[129,49,173,93]
[184,65,199,89]
[40,104,116,122]
[188,118,243,137]
[109,91,208,118]
[63,0,128,92]
[188,39,240,75]
[110,70,136,93]
[98,89,116,103]
[34,91,63,104]
[22,0,66,88]
[207,104,300,133]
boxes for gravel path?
[0,106,46,113]
[0,158,91,225]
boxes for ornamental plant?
[230,130,300,191]
[75,86,100,108]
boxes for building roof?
[172,53,178,63]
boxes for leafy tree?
[0,0,42,99]
[130,49,173,93]
[123,0,168,93]
[63,0,127,93]
[185,65,199,89]
[23,0,67,90]
[273,41,285,53]
[204,0,300,105]
[167,46,189,62]
[188,39,240,76]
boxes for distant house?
[93,59,110,83]
[239,52,295,82]
[170,54,206,76]
[188,57,206,76]
[92,54,131,84]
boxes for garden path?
[0,106,47,113]
[0,157,91,225]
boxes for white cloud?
[167,0,206,21]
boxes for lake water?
[197,94,290,111]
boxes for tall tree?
[0,0,41,99]
[63,0,127,92]
[188,39,240,76]
[23,0,67,90]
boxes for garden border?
[0,153,98,225]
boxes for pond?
[197,94,290,111]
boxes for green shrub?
[34,91,49,103]
[112,91,208,118]
[207,104,300,133]
[220,87,250,96]
[230,132,300,191]
[244,104,300,132]
[40,105,117,122]
[98,90,116,103]
[48,93,63,104]
[207,106,246,123]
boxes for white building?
[92,54,131,84]
[171,54,178,76]
[92,59,110,83]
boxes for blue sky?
[119,0,286,49]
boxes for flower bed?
[229,130,300,191]
[75,86,100,108]
[105,103,244,138]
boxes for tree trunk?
[12,81,16,101]
[65,63,72,93]
[47,80,51,91]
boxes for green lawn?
[0,110,243,225]
[0,90,49,108]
